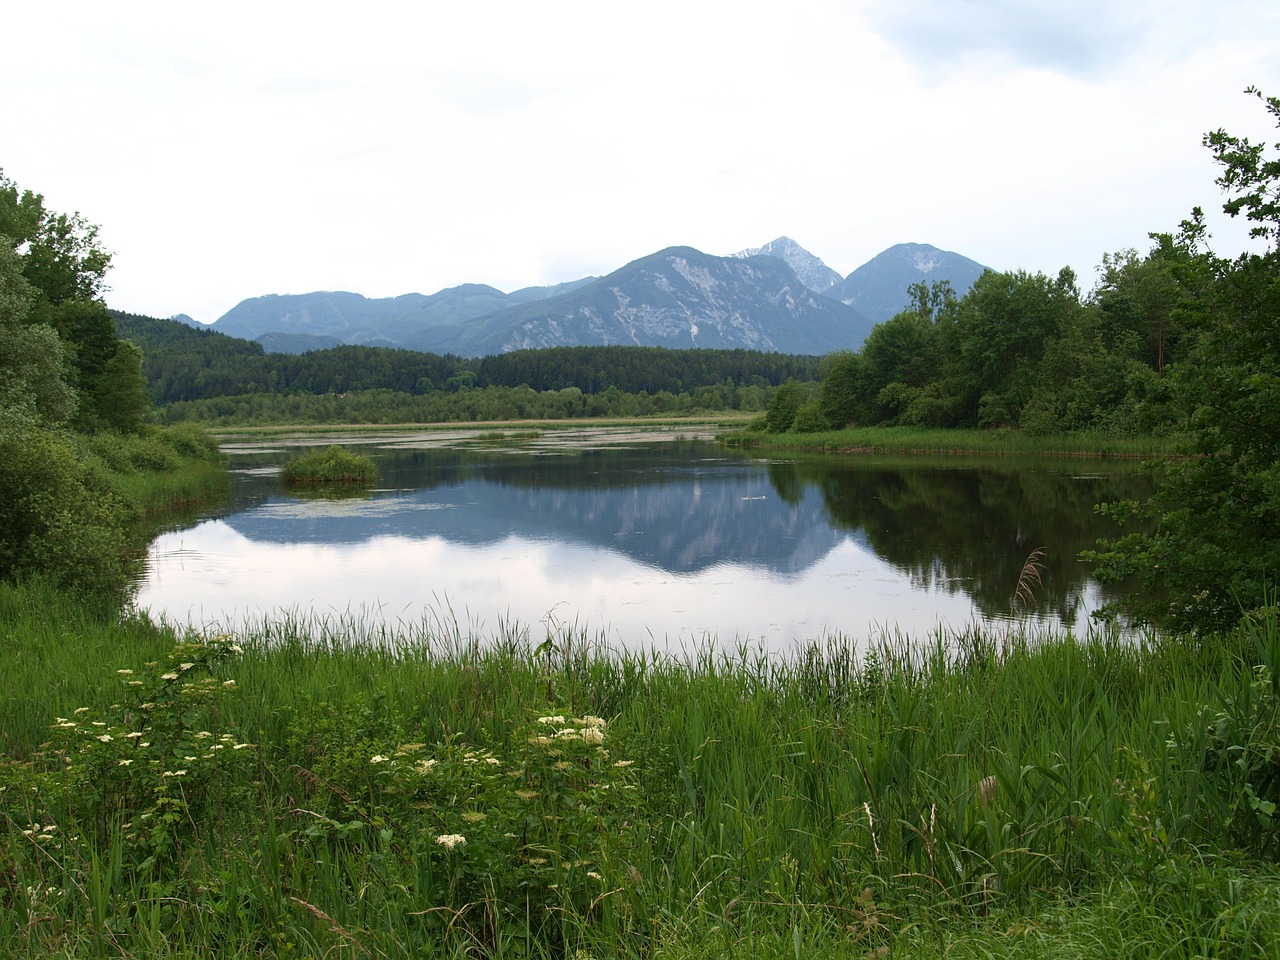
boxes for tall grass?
[722,425,1181,459]
[2,591,1277,957]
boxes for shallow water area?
[134,425,1150,655]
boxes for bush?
[0,408,132,601]
[789,400,828,433]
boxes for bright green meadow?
[3,571,1280,957]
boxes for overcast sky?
[4,1,1279,324]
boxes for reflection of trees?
[766,456,1153,622]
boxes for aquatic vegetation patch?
[279,444,379,487]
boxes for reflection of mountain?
[221,447,850,576]
[761,456,1153,623]
[194,440,1152,615]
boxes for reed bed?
[2,585,1277,958]
[722,425,1180,460]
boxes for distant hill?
[212,278,598,353]
[833,243,988,322]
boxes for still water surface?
[135,426,1151,652]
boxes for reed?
[2,590,1276,957]
[722,425,1180,460]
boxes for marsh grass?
[722,425,1180,460]
[2,592,1278,957]
[279,444,380,487]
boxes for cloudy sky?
[4,1,1279,323]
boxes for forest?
[110,313,821,422]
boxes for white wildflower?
[435,834,466,850]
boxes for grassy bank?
[83,424,230,517]
[722,425,1181,460]
[3,591,1278,958]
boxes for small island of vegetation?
[279,443,380,487]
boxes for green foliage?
[0,170,111,304]
[789,400,828,433]
[36,636,255,867]
[764,379,806,432]
[0,245,78,428]
[1089,90,1280,634]
[0,407,132,599]
[90,339,151,433]
[280,445,380,486]
[0,411,225,601]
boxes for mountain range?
[205,239,988,357]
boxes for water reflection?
[770,456,1149,624]
[135,429,1151,648]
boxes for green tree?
[951,268,1083,428]
[0,245,78,427]
[1088,89,1280,633]
[1,170,111,304]
[1,169,140,432]
[92,339,151,432]
[817,349,864,428]
[765,379,804,432]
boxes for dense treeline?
[760,244,1195,439]
[110,311,821,407]
[150,383,764,427]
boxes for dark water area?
[134,427,1153,653]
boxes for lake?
[133,425,1152,653]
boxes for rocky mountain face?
[833,242,988,322]
[206,239,986,357]
[434,247,872,356]
[731,236,844,294]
